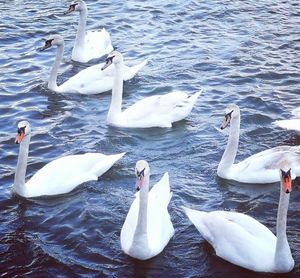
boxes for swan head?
[40,35,64,51]
[280,168,292,194]
[64,0,86,14]
[101,51,123,71]
[220,104,240,130]
[15,121,31,144]
[135,160,150,191]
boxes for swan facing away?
[40,35,147,94]
[274,107,300,135]
[120,160,174,260]
[183,168,294,273]
[13,121,125,198]
[101,51,201,128]
[217,104,300,183]
[64,0,113,63]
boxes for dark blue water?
[1,0,300,277]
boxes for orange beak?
[15,132,25,144]
[283,175,292,194]
[136,176,144,191]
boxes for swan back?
[24,152,125,197]
[274,119,300,133]
[183,207,277,272]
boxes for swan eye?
[225,110,234,120]
[45,39,54,47]
[70,3,78,9]
[106,55,115,63]
[17,126,26,135]
[136,168,145,179]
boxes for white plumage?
[102,51,201,128]
[121,160,174,260]
[217,104,300,183]
[183,168,294,273]
[13,120,125,198]
[40,35,147,94]
[65,0,113,63]
[274,107,300,135]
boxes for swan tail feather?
[92,152,125,177]
[189,89,202,106]
[124,59,148,81]
[150,172,172,208]
[183,206,210,238]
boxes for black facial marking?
[225,110,234,121]
[70,3,78,9]
[105,55,115,64]
[17,126,26,135]
[136,168,145,178]
[281,168,291,179]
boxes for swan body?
[13,121,125,198]
[183,168,294,273]
[40,35,147,94]
[274,107,300,135]
[102,51,201,128]
[274,119,300,134]
[217,104,300,183]
[120,160,174,260]
[65,0,113,63]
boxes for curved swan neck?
[107,62,124,123]
[73,7,87,52]
[48,43,64,91]
[274,185,293,271]
[14,135,31,196]
[218,113,240,175]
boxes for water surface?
[1,0,300,277]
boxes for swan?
[40,35,147,94]
[64,0,113,63]
[217,104,300,183]
[13,120,125,198]
[183,167,295,273]
[274,107,300,135]
[101,51,201,128]
[120,160,174,260]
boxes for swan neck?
[274,186,293,271]
[14,135,30,196]
[48,44,64,91]
[107,62,124,123]
[74,8,87,51]
[135,175,150,236]
[130,174,150,253]
[218,114,240,175]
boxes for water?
[1,0,300,277]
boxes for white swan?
[13,120,125,198]
[120,160,174,260]
[64,0,113,63]
[101,51,201,128]
[183,168,295,273]
[217,104,300,183]
[40,35,147,94]
[274,107,300,135]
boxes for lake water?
[1,0,300,277]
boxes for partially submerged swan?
[13,120,125,198]
[217,104,300,183]
[64,0,113,62]
[183,167,295,273]
[120,160,174,260]
[274,107,300,135]
[40,35,147,94]
[101,51,201,128]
